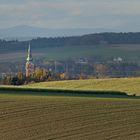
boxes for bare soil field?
[0,93,140,140]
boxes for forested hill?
[1,32,140,52]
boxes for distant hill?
[0,32,140,63]
[0,25,112,40]
[1,32,140,52]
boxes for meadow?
[1,44,140,63]
[25,77,140,96]
[0,93,140,140]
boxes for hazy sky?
[0,0,140,31]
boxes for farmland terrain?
[1,44,140,73]
[1,32,140,73]
[1,44,140,63]
[0,93,140,140]
[25,78,140,96]
[1,33,140,73]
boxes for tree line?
[1,32,140,52]
[1,67,52,85]
[1,61,140,85]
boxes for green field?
[25,77,140,96]
[1,44,140,62]
[0,93,140,140]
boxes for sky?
[0,0,140,31]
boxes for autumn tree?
[94,64,108,78]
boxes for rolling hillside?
[1,44,140,63]
[25,78,140,96]
[1,32,140,62]
[1,33,140,73]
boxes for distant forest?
[1,32,140,52]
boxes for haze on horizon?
[0,0,140,32]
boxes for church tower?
[26,43,34,77]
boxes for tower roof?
[26,43,33,62]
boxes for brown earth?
[0,94,140,140]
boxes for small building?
[0,73,7,79]
[113,57,123,63]
[26,43,34,77]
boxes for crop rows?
[0,94,140,140]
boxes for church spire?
[26,43,34,77]
[26,43,33,62]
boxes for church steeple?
[26,43,33,62]
[26,43,34,77]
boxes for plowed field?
[0,93,140,140]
